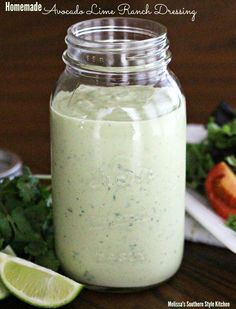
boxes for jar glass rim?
[66,17,167,51]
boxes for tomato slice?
[205,162,236,219]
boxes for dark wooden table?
[1,0,236,308]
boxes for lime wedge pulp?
[0,246,16,300]
[0,252,83,308]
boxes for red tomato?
[205,162,236,219]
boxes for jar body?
[50,18,186,291]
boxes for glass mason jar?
[50,17,186,292]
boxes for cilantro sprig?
[226,215,236,232]
[0,167,59,271]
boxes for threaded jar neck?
[63,17,171,74]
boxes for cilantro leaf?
[0,167,60,271]
[25,240,48,256]
[35,250,60,271]
[186,142,214,193]
[225,155,236,170]
[11,207,39,242]
[226,215,236,232]
[0,210,13,244]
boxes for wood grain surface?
[1,0,236,308]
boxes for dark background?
[1,1,236,308]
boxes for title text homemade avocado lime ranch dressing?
[51,85,186,288]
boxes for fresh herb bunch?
[186,102,236,193]
[0,167,60,271]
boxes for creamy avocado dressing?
[51,85,186,288]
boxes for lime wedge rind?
[0,246,16,300]
[0,254,83,308]
[0,280,9,300]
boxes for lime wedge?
[0,275,8,300]
[0,246,16,300]
[1,246,16,256]
[0,253,83,308]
